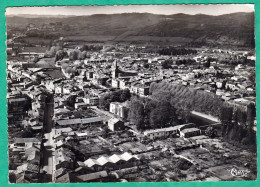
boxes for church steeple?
[112,60,119,78]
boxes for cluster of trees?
[19,126,34,138]
[143,62,150,69]
[205,126,217,138]
[158,47,197,56]
[47,44,103,61]
[68,50,87,61]
[201,57,216,68]
[149,82,224,118]
[218,56,255,67]
[80,44,103,51]
[26,29,59,39]
[220,104,256,146]
[175,59,196,66]
[128,96,178,130]
[176,158,193,170]
[161,59,173,69]
[66,95,77,109]
[45,46,63,57]
[54,49,87,61]
[49,47,91,75]
[61,63,78,74]
[55,50,68,62]
[99,89,131,110]
[248,71,255,85]
[127,98,145,130]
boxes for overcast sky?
[6,4,254,16]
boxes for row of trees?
[149,82,224,117]
[128,82,226,131]
[99,89,131,110]
[220,104,256,145]
[148,82,256,146]
[160,57,215,69]
[158,47,197,56]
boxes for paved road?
[191,110,220,123]
[90,106,114,118]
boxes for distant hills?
[6,12,255,47]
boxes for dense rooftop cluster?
[7,23,257,183]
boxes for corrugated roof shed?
[56,116,110,126]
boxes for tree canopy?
[99,89,131,110]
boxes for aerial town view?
[6,5,257,183]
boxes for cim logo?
[230,168,250,177]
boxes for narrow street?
[41,94,55,182]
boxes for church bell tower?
[112,60,119,78]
